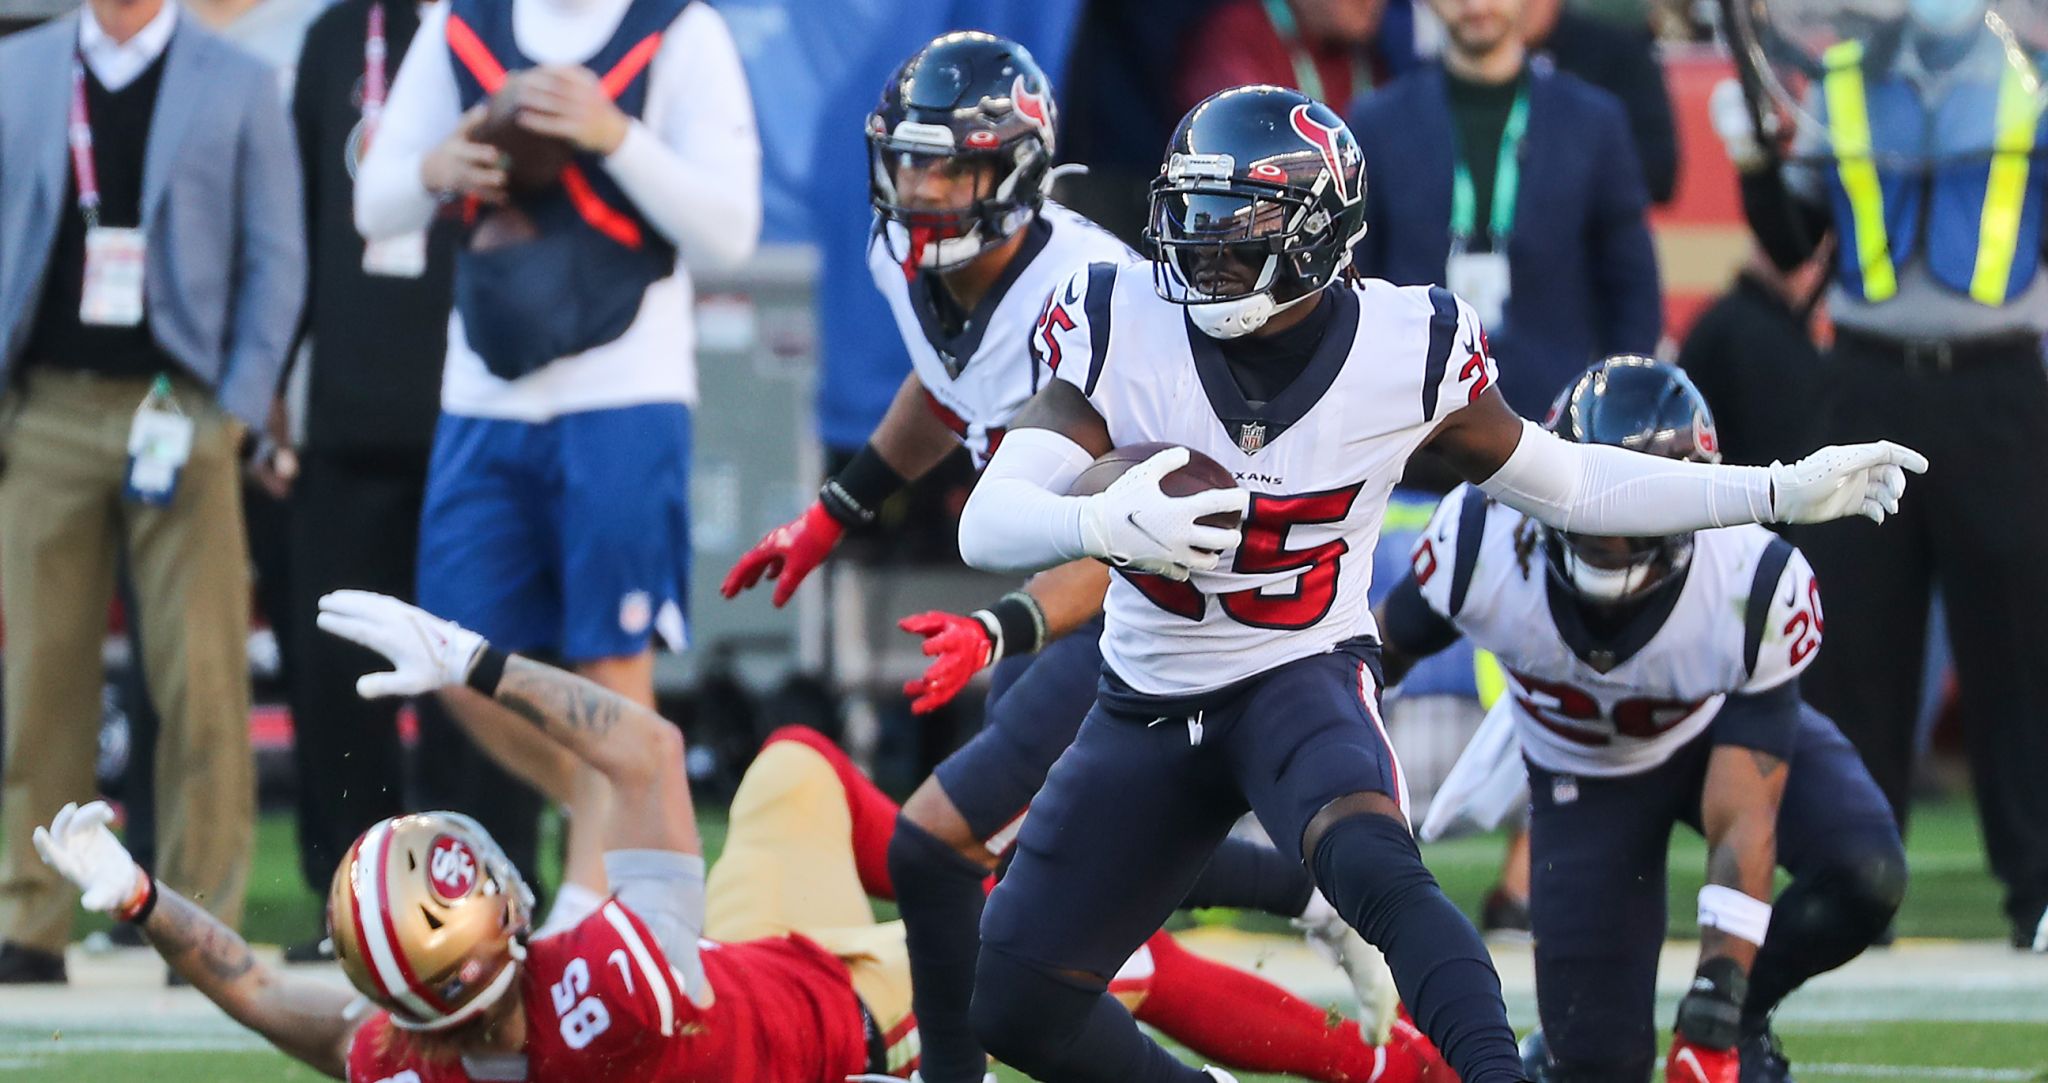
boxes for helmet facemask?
[1544,529,1696,606]
[1147,148,1358,340]
[868,118,1050,276]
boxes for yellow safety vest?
[1822,39,2041,304]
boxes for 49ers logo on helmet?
[1288,104,1358,205]
[428,835,478,902]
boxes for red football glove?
[720,502,845,607]
[1665,1036,1739,1083]
[899,610,998,714]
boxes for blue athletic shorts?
[417,403,692,662]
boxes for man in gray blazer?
[0,0,303,982]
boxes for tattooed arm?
[144,883,363,1077]
[315,590,702,858]
[1698,741,1788,970]
[492,655,701,857]
[33,801,359,1079]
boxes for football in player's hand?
[473,74,574,193]
[1068,442,1244,532]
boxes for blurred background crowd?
[0,0,2043,978]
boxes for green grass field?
[10,799,2043,1082]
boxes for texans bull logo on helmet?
[1288,104,1362,206]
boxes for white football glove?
[316,589,487,698]
[1767,441,1928,525]
[1076,447,1248,582]
[33,801,147,914]
[1295,890,1399,1044]
[1709,79,1774,171]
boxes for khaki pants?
[705,739,914,1042]
[0,369,254,953]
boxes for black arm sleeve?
[1382,574,1463,660]
[1739,164,1833,272]
[1708,677,1803,760]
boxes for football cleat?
[1738,1028,1794,1083]
[329,812,535,1032]
[1667,1035,1740,1083]
[1295,890,1399,1042]
[1201,1069,1241,1083]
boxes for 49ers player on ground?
[33,589,1449,1082]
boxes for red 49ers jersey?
[1033,262,1498,695]
[1412,486,1821,776]
[868,203,1135,467]
[348,901,872,1083]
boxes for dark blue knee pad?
[970,947,1099,1072]
[971,946,1208,1083]
[1747,830,1907,1028]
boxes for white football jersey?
[868,202,1135,468]
[1035,261,1500,695]
[1412,486,1822,776]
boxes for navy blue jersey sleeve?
[1382,573,1463,662]
[1708,678,1803,760]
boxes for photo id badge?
[125,389,194,507]
[82,226,147,326]
[1446,249,1511,330]
[362,229,428,278]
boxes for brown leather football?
[472,74,574,194]
[1067,442,1243,531]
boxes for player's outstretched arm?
[898,557,1109,713]
[35,803,359,1079]
[959,381,1246,578]
[1428,388,1927,532]
[723,373,961,607]
[315,590,700,859]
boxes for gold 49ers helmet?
[329,812,535,1032]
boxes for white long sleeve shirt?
[354,0,761,420]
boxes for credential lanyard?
[1262,0,1370,106]
[363,2,388,147]
[1449,84,1531,248]
[68,59,102,228]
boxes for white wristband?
[1698,884,1773,946]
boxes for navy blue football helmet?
[1540,356,1723,605]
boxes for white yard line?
[1796,1065,2039,1081]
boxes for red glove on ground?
[899,610,997,714]
[721,502,844,607]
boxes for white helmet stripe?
[354,821,440,1021]
[602,902,676,1037]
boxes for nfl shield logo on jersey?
[1237,421,1267,454]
